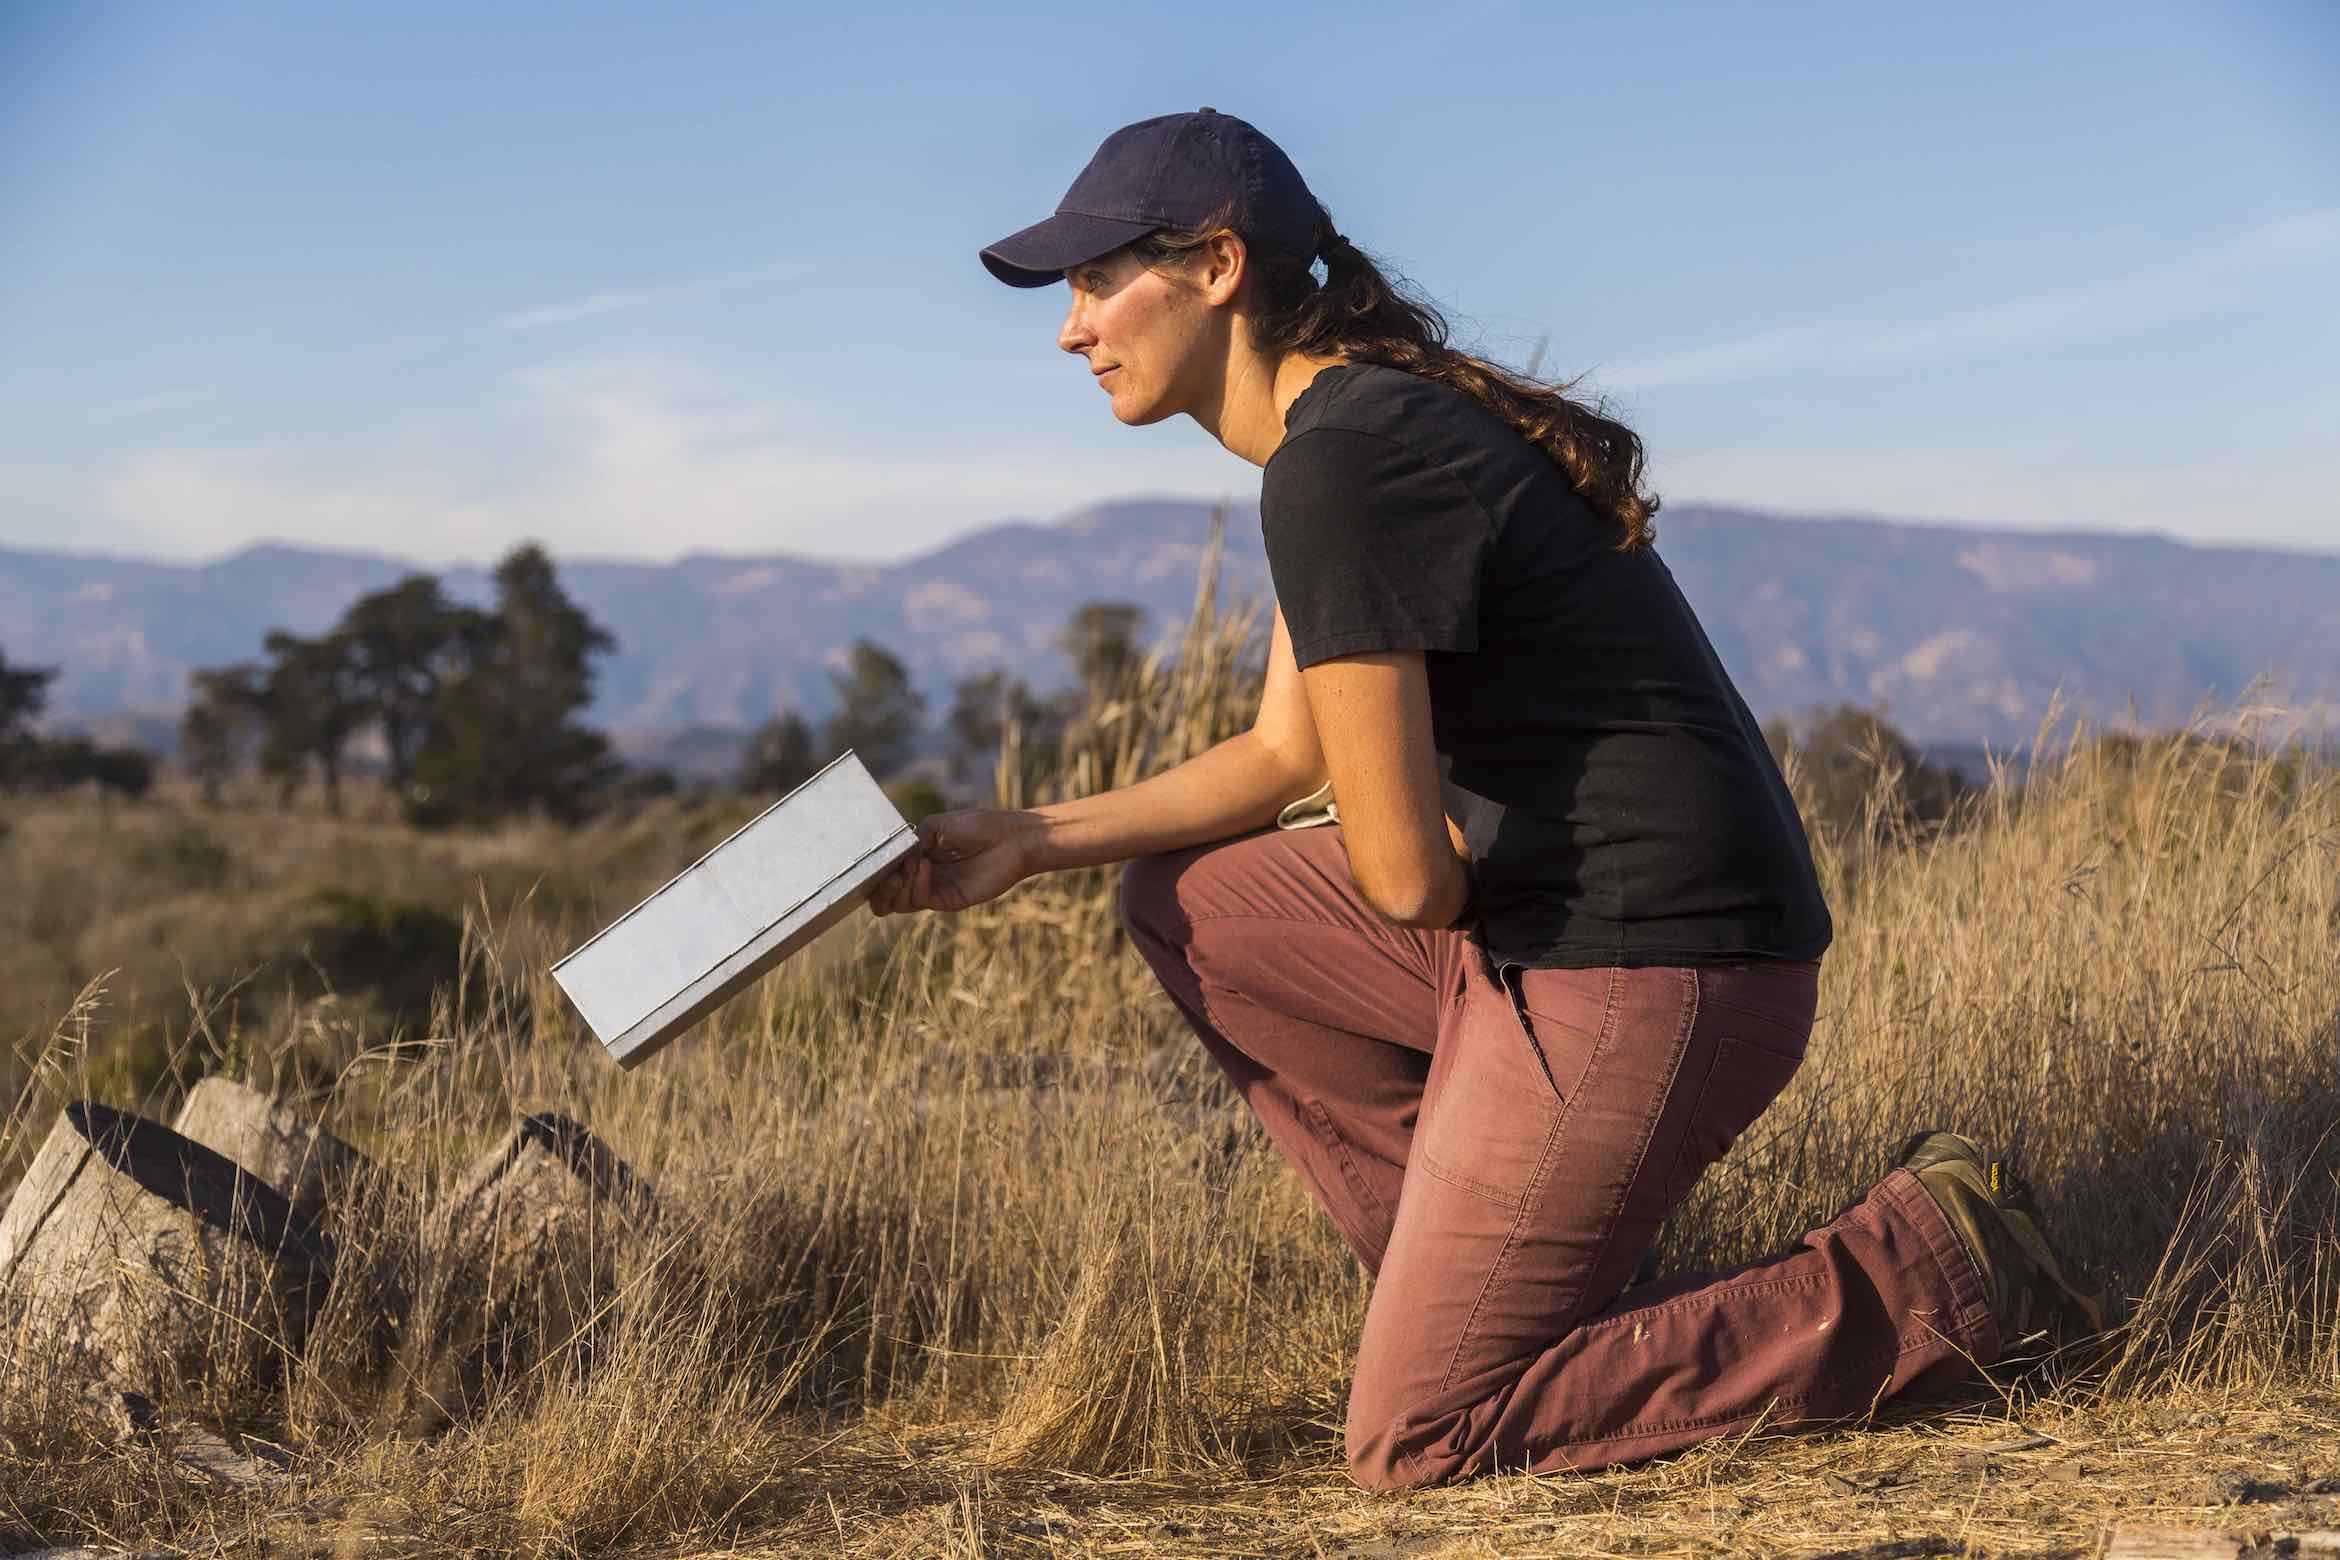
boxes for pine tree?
[179,663,267,806]
[821,639,924,780]
[0,647,59,786]
[258,630,367,814]
[947,669,1055,790]
[739,710,823,795]
[1061,600,1148,699]
[407,543,616,825]
[339,575,491,790]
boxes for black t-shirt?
[1261,361,1832,969]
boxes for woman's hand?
[866,808,1041,916]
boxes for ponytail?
[1136,212,1660,550]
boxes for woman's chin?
[1107,389,1176,427]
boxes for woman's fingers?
[872,851,939,916]
[871,823,1007,919]
[870,853,921,916]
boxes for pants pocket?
[1496,962,1568,1106]
[1415,960,1565,1209]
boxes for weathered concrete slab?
[0,1102,333,1395]
[171,1076,368,1220]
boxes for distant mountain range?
[5,501,2337,765]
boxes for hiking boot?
[1892,1130,2110,1358]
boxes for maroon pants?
[1120,825,1996,1491]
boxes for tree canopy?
[0,647,59,768]
[185,542,617,826]
[822,639,924,780]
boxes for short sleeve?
[1260,427,1494,668]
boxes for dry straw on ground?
[2,539,2336,1556]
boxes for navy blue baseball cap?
[981,108,1324,289]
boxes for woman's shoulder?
[1282,360,1457,441]
[1282,360,1541,473]
[1271,360,1611,555]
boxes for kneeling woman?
[869,107,2105,1491]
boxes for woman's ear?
[1198,230,1248,307]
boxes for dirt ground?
[42,1385,2331,1558]
[704,1389,2340,1558]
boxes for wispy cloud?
[101,446,507,562]
[258,259,811,378]
[99,354,1235,564]
[495,261,804,333]
[1600,209,2340,393]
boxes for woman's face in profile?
[1056,246,1218,428]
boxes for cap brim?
[980,210,1160,288]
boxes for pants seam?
[1389,1307,1965,1477]
[1304,1097,1397,1226]
[1541,1362,1894,1447]
[1432,1108,1563,1394]
[1430,966,1577,1394]
[1573,966,1697,1319]
[1437,961,1698,1397]
[1570,1266,1838,1335]
[1414,1149,1527,1210]
[1184,965,1391,1268]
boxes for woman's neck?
[1201,346,1348,468]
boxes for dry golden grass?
[2,551,2336,1556]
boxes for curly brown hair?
[1134,208,1659,550]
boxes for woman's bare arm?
[867,608,1327,914]
[1019,604,1325,872]
[1299,648,1471,928]
[869,615,1473,927]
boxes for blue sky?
[2,0,2334,566]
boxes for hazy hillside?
[5,500,2337,748]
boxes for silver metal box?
[551,750,916,1069]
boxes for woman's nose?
[1058,299,1094,356]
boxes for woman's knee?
[1343,1353,1457,1492]
[1343,1412,1447,1493]
[1344,1338,1504,1491]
